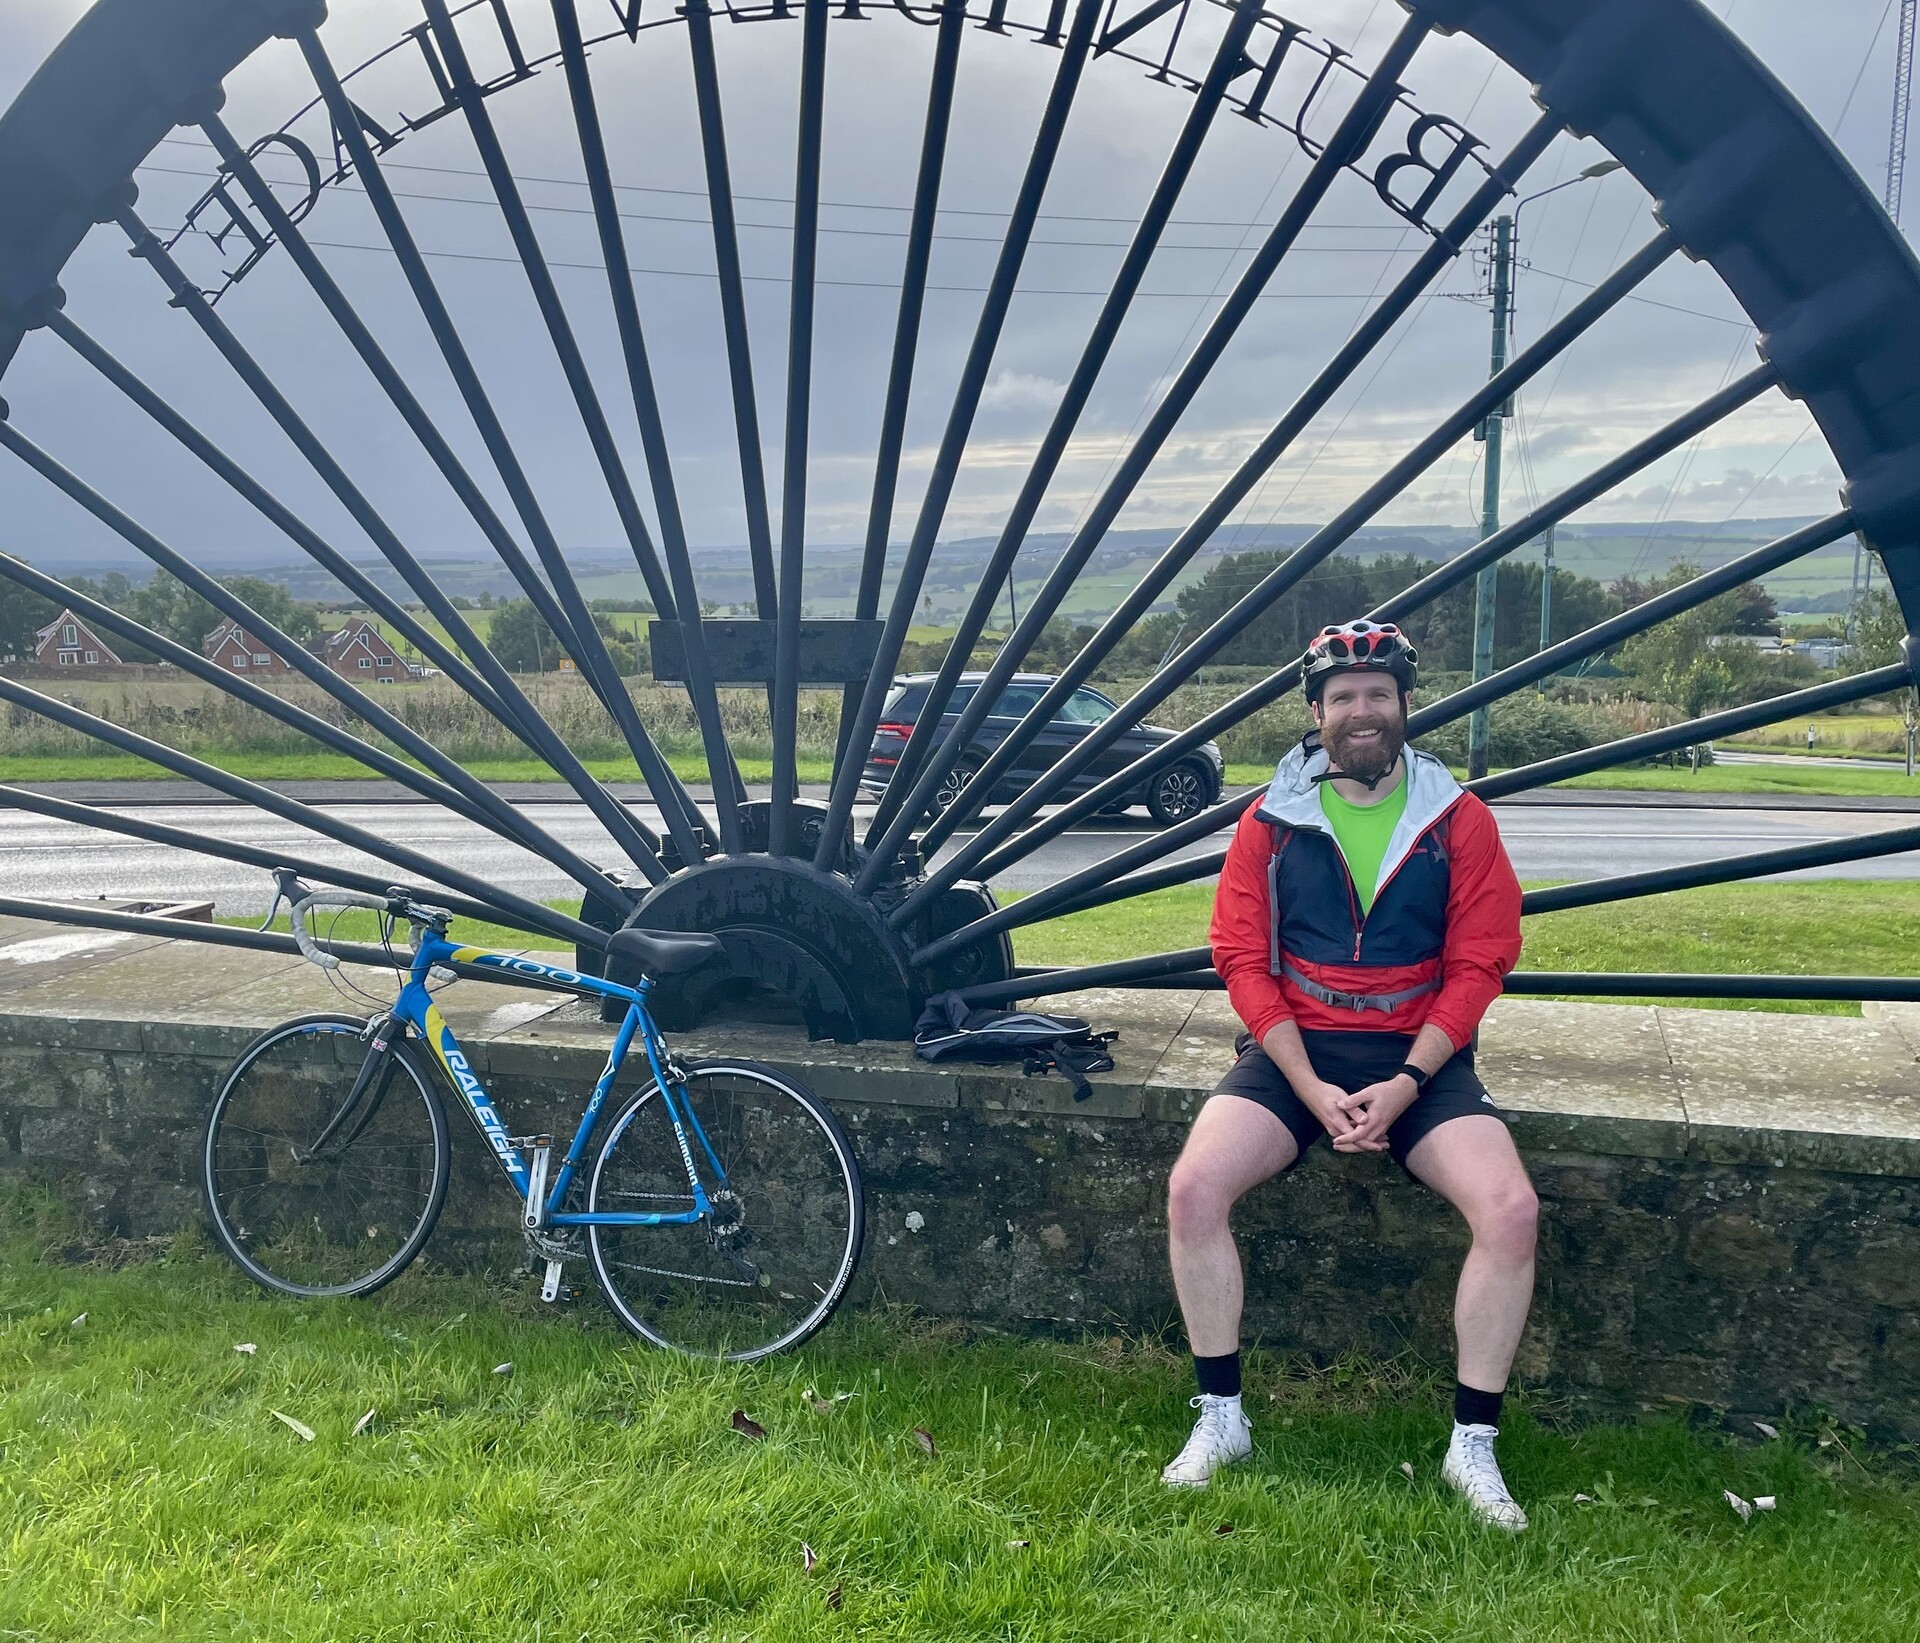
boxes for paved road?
[4,798,1919,920]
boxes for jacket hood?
[1256,733,1466,903]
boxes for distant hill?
[17,516,1848,620]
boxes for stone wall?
[4,917,1920,1436]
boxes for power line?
[151,134,1409,234]
[136,164,1426,254]
[157,217,1753,327]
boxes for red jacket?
[1210,739,1522,1052]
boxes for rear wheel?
[587,1058,864,1361]
[202,1013,449,1298]
[1147,759,1215,826]
[929,759,979,817]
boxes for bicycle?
[199,870,865,1361]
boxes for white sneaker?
[1441,1422,1528,1531]
[1160,1394,1252,1489]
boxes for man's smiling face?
[1312,671,1406,784]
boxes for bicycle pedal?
[541,1259,565,1303]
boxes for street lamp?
[1466,158,1625,767]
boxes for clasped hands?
[1306,1072,1420,1153]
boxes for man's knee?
[1167,1158,1234,1237]
[1472,1180,1539,1260]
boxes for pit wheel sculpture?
[4,0,1920,1039]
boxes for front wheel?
[587,1059,864,1361]
[202,1013,450,1299]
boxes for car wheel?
[1146,760,1213,827]
[929,760,978,817]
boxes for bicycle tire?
[202,1012,450,1299]
[586,1058,865,1361]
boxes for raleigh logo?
[443,1042,514,1161]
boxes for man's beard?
[1323,714,1406,784]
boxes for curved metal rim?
[3,0,1918,615]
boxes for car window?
[990,684,1047,719]
[883,682,927,717]
[941,684,977,716]
[1058,688,1115,725]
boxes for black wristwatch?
[1395,1062,1432,1092]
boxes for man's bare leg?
[1167,1094,1302,1355]
[1404,1113,1539,1530]
[1160,1095,1299,1487]
[1404,1115,1539,1388]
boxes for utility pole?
[1467,213,1513,780]
[1536,523,1554,691]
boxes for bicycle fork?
[293,1014,399,1164]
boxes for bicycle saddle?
[605,925,726,976]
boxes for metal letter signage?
[164,0,1494,302]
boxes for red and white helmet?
[1301,620,1418,702]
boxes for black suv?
[861,673,1225,827]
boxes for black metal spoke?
[0,429,627,907]
[769,0,829,858]
[1471,663,1912,801]
[0,546,469,812]
[831,0,966,781]
[911,781,1254,968]
[859,0,1273,854]
[406,1,719,864]
[201,109,598,672]
[940,362,1788,888]
[0,892,600,975]
[864,9,1436,859]
[0,785,568,940]
[884,98,1547,882]
[1410,513,1857,736]
[0,677,603,949]
[49,315,521,732]
[813,0,1107,875]
[1521,819,1920,916]
[9,0,1920,1034]
[113,208,671,883]
[901,226,1681,915]
[956,946,1214,1008]
[914,508,1866,970]
[544,0,749,851]
[683,0,779,624]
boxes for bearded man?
[1159,620,1535,1531]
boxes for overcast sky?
[0,0,1911,586]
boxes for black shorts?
[1211,1028,1503,1171]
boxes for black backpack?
[913,992,1118,1101]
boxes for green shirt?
[1317,775,1409,916]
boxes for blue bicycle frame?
[390,932,727,1229]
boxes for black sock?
[1454,1381,1504,1428]
[1194,1351,1241,1399]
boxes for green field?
[1012,881,1920,1016]
[2,1191,1915,1642]
[13,745,1920,804]
[264,881,1920,1021]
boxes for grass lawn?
[0,750,838,786]
[276,883,1920,1020]
[1010,881,1920,1016]
[3,1203,1916,1641]
[14,749,1920,801]
[1550,764,1920,798]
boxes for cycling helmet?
[1301,620,1418,703]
